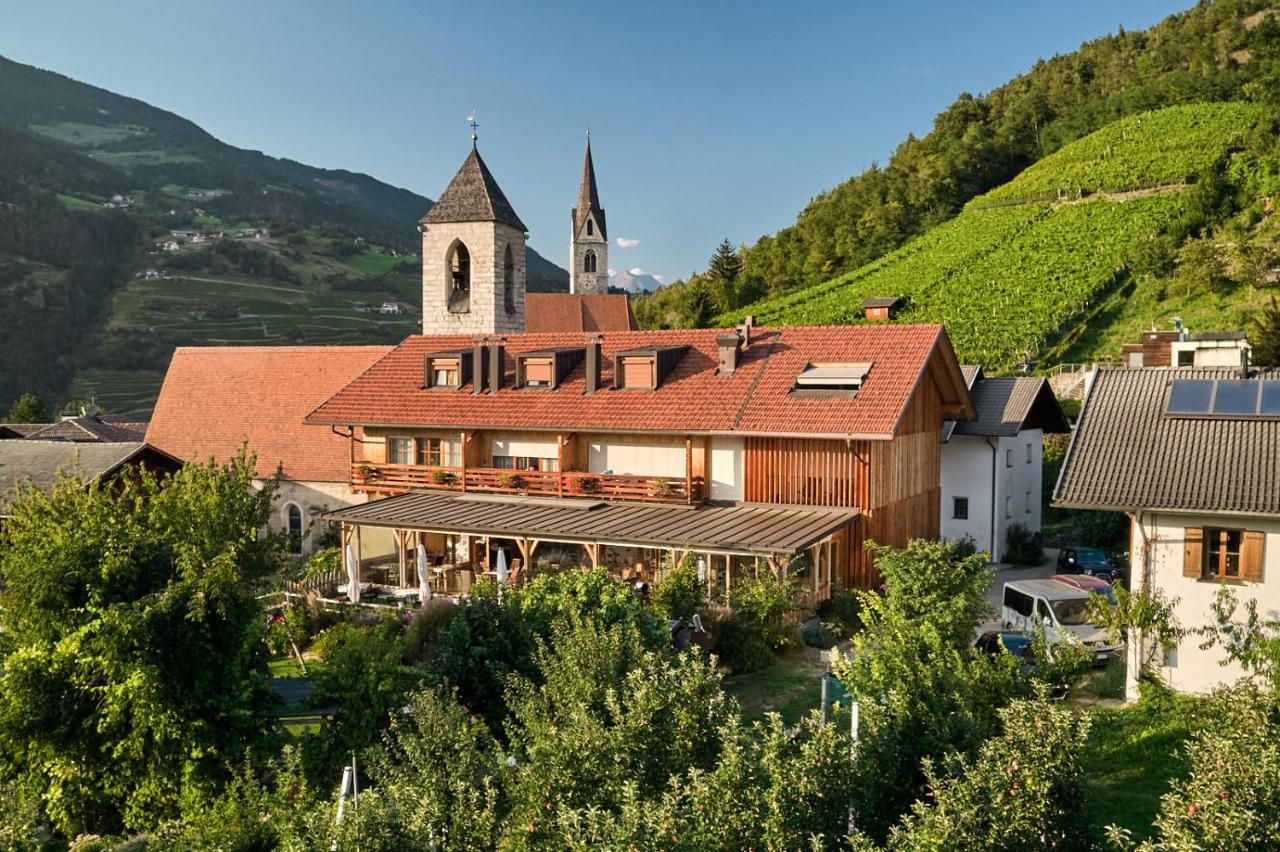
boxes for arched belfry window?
[447,241,470,313]
[583,249,597,273]
[286,504,303,555]
[503,244,515,314]
[586,218,594,236]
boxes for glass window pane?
[1167,379,1215,414]
[1213,381,1260,415]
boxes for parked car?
[1056,546,1118,582]
[1051,573,1117,606]
[1002,579,1121,666]
[972,629,1069,699]
[973,629,1037,662]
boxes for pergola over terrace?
[322,490,856,601]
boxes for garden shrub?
[511,568,666,648]
[800,620,839,649]
[402,598,459,664]
[948,535,980,560]
[1095,655,1126,699]
[651,552,704,621]
[731,570,799,651]
[1005,522,1044,566]
[816,586,862,637]
[705,609,774,673]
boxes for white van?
[1001,579,1121,665]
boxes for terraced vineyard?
[732,194,1183,370]
[977,102,1261,204]
[722,104,1257,371]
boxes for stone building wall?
[421,221,525,335]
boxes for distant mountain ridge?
[0,55,569,288]
[609,268,662,293]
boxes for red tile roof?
[146,346,393,482]
[525,293,637,333]
[307,325,971,439]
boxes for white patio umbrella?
[416,544,432,604]
[495,547,509,585]
[344,544,361,603]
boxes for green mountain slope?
[0,57,570,415]
[637,0,1280,328]
[718,103,1277,371]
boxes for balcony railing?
[352,463,702,504]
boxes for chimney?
[735,320,752,350]
[471,339,487,396]
[585,334,603,394]
[487,338,506,394]
[1241,345,1251,380]
[717,331,743,376]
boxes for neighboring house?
[524,292,636,333]
[145,345,393,556]
[18,414,148,443]
[1054,366,1280,696]
[0,441,183,517]
[306,322,975,598]
[1119,326,1251,369]
[940,366,1070,561]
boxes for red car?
[1051,574,1117,606]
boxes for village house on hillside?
[941,366,1070,562]
[1055,365,1280,697]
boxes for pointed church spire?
[574,133,606,240]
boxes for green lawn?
[1080,692,1200,842]
[56,193,102,211]
[268,656,307,677]
[723,651,828,725]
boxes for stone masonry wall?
[422,221,525,335]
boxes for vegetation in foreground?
[3,461,1280,848]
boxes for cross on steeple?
[468,113,479,146]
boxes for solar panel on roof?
[1262,382,1280,416]
[1166,379,1214,414]
[1212,380,1261,415]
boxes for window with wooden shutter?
[1183,528,1204,579]
[1242,530,1265,582]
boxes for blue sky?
[2,1,1188,282]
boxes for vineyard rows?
[733,194,1185,371]
[976,102,1261,205]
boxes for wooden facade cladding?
[743,437,869,508]
[851,375,946,588]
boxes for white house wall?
[709,437,744,502]
[258,478,366,556]
[1131,510,1280,696]
[587,435,686,478]
[940,429,1043,563]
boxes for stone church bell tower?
[419,133,527,335]
[569,134,608,295]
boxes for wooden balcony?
[352,463,703,504]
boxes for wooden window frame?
[387,436,415,465]
[1185,526,1265,582]
[416,437,460,468]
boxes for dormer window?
[515,348,585,390]
[791,362,872,397]
[423,350,472,389]
[612,345,689,391]
[524,358,553,387]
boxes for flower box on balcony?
[570,474,601,494]
[497,472,525,490]
[652,477,675,497]
[430,469,456,486]
[355,464,378,483]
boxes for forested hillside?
[635,0,1280,329]
[714,102,1280,371]
[0,58,568,414]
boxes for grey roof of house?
[0,423,50,438]
[420,146,528,231]
[952,376,1070,437]
[0,441,150,508]
[1053,367,1280,515]
[324,491,857,557]
[860,296,906,309]
[22,416,147,442]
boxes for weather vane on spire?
[468,113,478,146]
